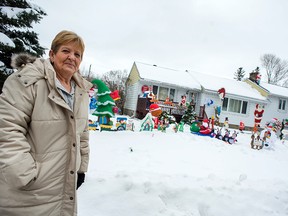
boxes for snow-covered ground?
[78,118,288,216]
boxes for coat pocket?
[2,153,37,189]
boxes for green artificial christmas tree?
[91,79,115,124]
[181,103,197,125]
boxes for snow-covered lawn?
[78,121,288,216]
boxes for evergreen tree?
[91,79,115,122]
[253,66,260,73]
[234,67,245,81]
[0,0,46,92]
[181,103,197,125]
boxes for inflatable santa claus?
[254,104,265,132]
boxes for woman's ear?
[49,50,54,63]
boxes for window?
[158,87,169,100]
[152,86,158,95]
[241,101,248,114]
[229,99,241,113]
[222,97,248,114]
[152,85,176,101]
[222,98,228,111]
[279,99,286,110]
[169,89,175,101]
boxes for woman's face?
[49,42,82,79]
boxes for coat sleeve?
[0,74,37,188]
[78,80,93,173]
[79,127,90,173]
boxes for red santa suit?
[254,104,264,126]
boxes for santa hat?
[149,104,160,112]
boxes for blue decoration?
[89,97,97,110]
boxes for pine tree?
[181,103,197,125]
[0,0,46,92]
[253,67,260,73]
[91,79,115,122]
[234,67,245,81]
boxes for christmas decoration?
[251,131,261,150]
[199,119,212,135]
[158,111,176,124]
[91,79,115,122]
[223,117,229,129]
[190,121,200,133]
[239,121,245,133]
[217,88,226,101]
[260,127,277,149]
[266,118,282,131]
[253,104,265,132]
[140,113,154,131]
[181,103,197,125]
[178,122,184,132]
[110,90,120,101]
[214,87,226,126]
[179,95,187,106]
[149,103,162,117]
[164,97,173,105]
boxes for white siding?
[221,101,257,128]
[201,92,265,128]
[124,82,140,115]
[262,96,288,124]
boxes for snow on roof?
[135,62,201,90]
[134,62,267,101]
[189,71,267,101]
[260,82,288,98]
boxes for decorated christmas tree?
[91,79,115,123]
[181,103,197,125]
[159,111,176,124]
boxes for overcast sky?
[33,0,288,79]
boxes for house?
[124,62,202,121]
[245,76,288,127]
[124,62,288,129]
[189,71,268,129]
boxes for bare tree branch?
[100,70,128,114]
[261,54,288,85]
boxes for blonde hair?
[50,30,85,57]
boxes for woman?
[0,30,92,215]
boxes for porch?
[135,97,207,122]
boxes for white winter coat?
[0,56,92,216]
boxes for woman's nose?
[68,53,76,60]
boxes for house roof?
[260,82,288,98]
[189,71,267,101]
[135,62,201,90]
[134,62,267,102]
